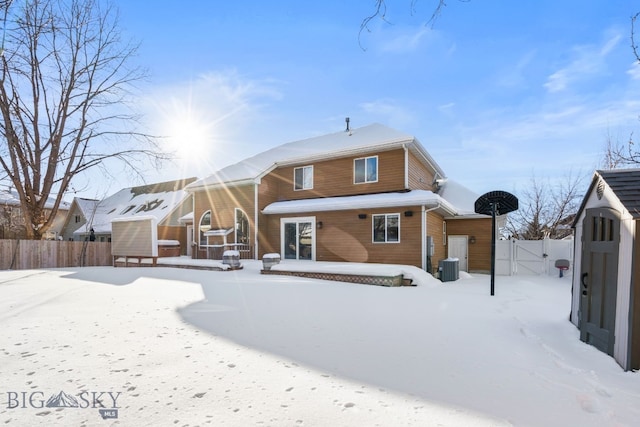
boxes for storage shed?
[571,169,640,371]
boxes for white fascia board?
[185,178,258,192]
[274,139,413,168]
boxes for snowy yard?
[0,261,638,426]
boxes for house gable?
[186,123,446,192]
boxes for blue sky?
[80,0,640,199]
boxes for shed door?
[579,207,620,356]
[448,236,468,272]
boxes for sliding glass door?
[281,217,315,260]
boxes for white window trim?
[372,213,401,244]
[234,208,250,245]
[294,165,314,191]
[199,210,212,248]
[280,216,316,261]
[354,155,379,184]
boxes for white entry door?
[448,235,468,272]
[186,225,194,257]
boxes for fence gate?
[495,238,573,276]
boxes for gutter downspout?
[403,144,409,190]
[422,204,441,271]
[254,183,259,260]
[192,193,196,258]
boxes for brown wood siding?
[157,225,187,254]
[264,206,423,268]
[446,218,493,272]
[265,148,407,201]
[193,184,256,247]
[257,174,281,256]
[407,151,436,191]
[426,211,446,273]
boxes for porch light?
[317,221,323,229]
[469,236,476,244]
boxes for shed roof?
[599,169,640,218]
[573,168,640,227]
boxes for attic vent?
[596,179,605,200]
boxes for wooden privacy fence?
[0,239,112,270]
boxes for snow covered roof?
[178,211,194,224]
[74,178,196,234]
[186,123,446,191]
[0,188,71,211]
[436,179,482,216]
[263,190,458,216]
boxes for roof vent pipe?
[345,117,350,132]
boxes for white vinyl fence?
[496,238,574,276]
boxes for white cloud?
[373,24,439,54]
[627,61,640,80]
[359,99,415,127]
[544,32,622,93]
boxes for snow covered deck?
[114,256,423,286]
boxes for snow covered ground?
[0,261,638,426]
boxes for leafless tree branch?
[0,0,167,239]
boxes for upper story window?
[294,166,313,190]
[354,156,378,184]
[372,213,399,243]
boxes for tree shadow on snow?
[177,271,464,405]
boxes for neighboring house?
[186,123,496,273]
[571,169,640,371]
[60,178,196,254]
[0,188,70,239]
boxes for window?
[372,214,399,243]
[235,208,249,244]
[354,156,378,184]
[199,211,211,247]
[74,214,81,223]
[294,166,313,190]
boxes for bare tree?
[600,129,637,169]
[506,172,584,240]
[0,0,167,239]
[359,0,469,48]
[600,12,640,168]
